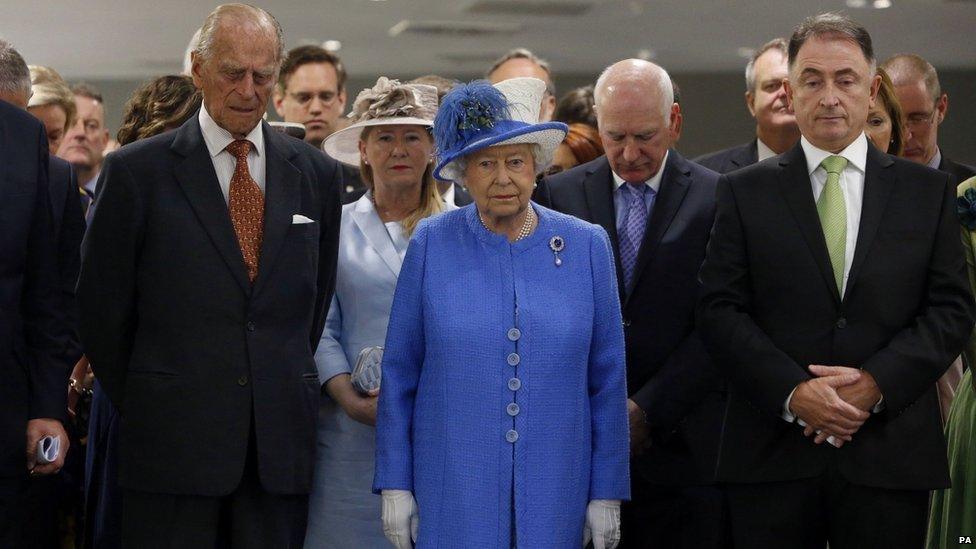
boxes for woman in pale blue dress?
[304,78,451,547]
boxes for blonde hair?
[27,65,76,130]
[359,126,444,237]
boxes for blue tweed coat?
[373,204,630,547]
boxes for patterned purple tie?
[620,182,650,289]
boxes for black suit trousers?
[619,467,729,549]
[122,423,308,549]
[724,460,927,549]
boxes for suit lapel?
[351,195,403,277]
[172,116,251,294]
[625,150,690,302]
[777,144,842,303]
[582,158,626,300]
[844,145,894,300]
[731,141,758,170]
[252,123,302,297]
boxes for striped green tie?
[817,155,848,293]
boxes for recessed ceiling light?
[323,40,341,51]
[873,0,892,8]
[846,0,867,7]
[637,49,655,60]
[737,47,756,59]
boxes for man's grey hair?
[442,142,546,184]
[788,13,875,74]
[0,40,31,98]
[193,4,284,65]
[745,38,788,92]
[593,60,674,120]
[882,53,941,102]
[487,48,556,97]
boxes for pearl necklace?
[480,206,536,242]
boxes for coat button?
[623,319,631,328]
[508,378,521,391]
[246,321,256,332]
[836,317,847,329]
[505,430,519,443]
[238,375,249,386]
[507,328,521,342]
[507,353,520,366]
[507,403,520,417]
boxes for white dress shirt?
[756,138,779,163]
[782,133,882,429]
[198,105,266,203]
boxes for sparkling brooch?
[549,236,565,266]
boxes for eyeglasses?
[287,91,340,107]
[905,109,936,131]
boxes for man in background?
[58,83,109,212]
[487,47,557,122]
[882,53,975,182]
[696,38,799,173]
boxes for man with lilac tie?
[536,59,724,548]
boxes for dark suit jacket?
[78,114,342,496]
[940,156,976,185]
[537,151,722,485]
[0,101,72,476]
[340,163,367,204]
[697,142,974,490]
[694,141,758,175]
[452,183,473,206]
[48,157,84,362]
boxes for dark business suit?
[0,100,72,545]
[939,155,976,185]
[538,151,726,548]
[339,162,367,204]
[78,114,341,546]
[697,142,974,549]
[48,157,84,363]
[694,141,758,174]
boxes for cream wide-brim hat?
[322,79,438,166]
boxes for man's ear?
[273,87,286,117]
[782,78,795,113]
[745,90,757,117]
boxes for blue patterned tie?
[620,182,650,289]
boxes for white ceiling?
[4,0,975,81]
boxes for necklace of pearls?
[480,206,536,242]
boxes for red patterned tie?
[226,139,264,282]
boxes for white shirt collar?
[611,150,669,192]
[800,133,868,177]
[198,104,264,159]
[756,138,778,162]
[927,148,942,171]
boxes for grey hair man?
[538,58,725,547]
[699,13,972,549]
[0,41,31,108]
[487,47,556,121]
[695,38,800,173]
[78,4,342,546]
[882,53,975,182]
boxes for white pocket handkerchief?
[292,214,315,224]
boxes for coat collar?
[350,193,404,278]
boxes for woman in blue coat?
[373,78,630,548]
[305,78,451,547]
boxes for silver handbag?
[351,346,383,394]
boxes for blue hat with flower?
[433,77,568,182]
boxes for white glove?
[381,489,418,548]
[582,499,621,549]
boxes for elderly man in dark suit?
[78,4,341,546]
[698,13,974,549]
[696,38,800,174]
[0,46,74,545]
[537,59,724,548]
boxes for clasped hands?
[789,365,881,448]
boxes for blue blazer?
[373,204,630,547]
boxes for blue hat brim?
[434,120,568,182]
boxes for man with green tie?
[697,12,974,549]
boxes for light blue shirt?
[611,150,668,237]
